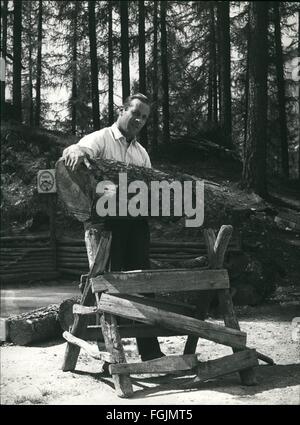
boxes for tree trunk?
[1,0,8,114]
[242,1,269,197]
[71,1,79,135]
[160,0,170,144]
[28,0,34,126]
[108,0,114,125]
[151,0,159,152]
[13,0,22,122]
[244,19,250,154]
[120,0,130,101]
[7,304,61,345]
[273,1,289,179]
[138,0,148,150]
[208,3,218,123]
[35,0,42,127]
[298,9,300,182]
[216,5,222,122]
[55,156,264,228]
[217,1,232,148]
[88,0,100,130]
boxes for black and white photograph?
[0,0,299,408]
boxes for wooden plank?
[98,293,247,349]
[110,354,200,375]
[187,349,258,386]
[74,297,195,318]
[63,331,113,362]
[73,305,98,315]
[92,269,229,294]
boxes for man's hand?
[62,145,86,171]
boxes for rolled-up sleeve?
[77,130,105,159]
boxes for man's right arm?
[62,130,105,171]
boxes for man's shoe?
[141,352,166,362]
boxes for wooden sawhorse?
[62,225,273,397]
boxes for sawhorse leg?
[62,231,112,372]
[184,226,257,385]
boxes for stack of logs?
[0,233,59,283]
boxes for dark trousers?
[104,218,163,361]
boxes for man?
[62,93,165,363]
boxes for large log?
[7,304,62,345]
[55,157,235,226]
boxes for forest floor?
[1,302,299,405]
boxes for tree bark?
[273,1,289,179]
[208,3,218,123]
[35,0,42,127]
[71,0,79,135]
[298,9,300,181]
[138,0,148,150]
[28,0,34,126]
[160,0,170,144]
[108,0,114,125]
[55,156,261,228]
[242,1,269,197]
[244,18,250,154]
[1,0,8,114]
[217,1,232,148]
[88,0,100,130]
[151,0,159,152]
[13,0,22,122]
[120,0,130,101]
[7,304,61,345]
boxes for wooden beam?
[63,331,113,362]
[91,269,229,294]
[184,349,258,387]
[84,324,184,340]
[74,296,195,318]
[98,293,247,349]
[110,354,200,375]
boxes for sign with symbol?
[37,169,56,193]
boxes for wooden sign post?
[37,169,57,271]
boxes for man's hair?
[123,93,151,109]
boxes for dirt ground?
[1,303,299,406]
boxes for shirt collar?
[111,123,137,145]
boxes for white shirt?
[75,123,151,168]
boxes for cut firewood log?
[55,157,247,226]
[7,304,62,345]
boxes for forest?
[1,0,299,192]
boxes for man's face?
[117,99,150,140]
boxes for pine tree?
[151,0,159,151]
[242,1,269,197]
[35,0,42,127]
[217,1,232,148]
[88,0,100,130]
[160,0,170,144]
[120,0,130,101]
[12,0,22,122]
[273,1,289,178]
[108,0,114,125]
